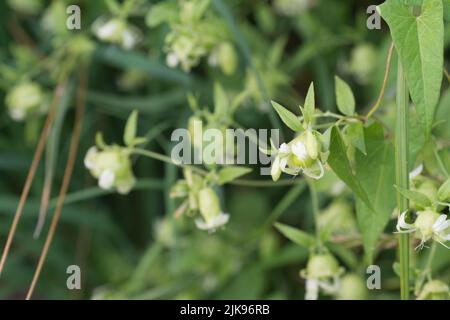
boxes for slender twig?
[26,68,87,300]
[0,83,65,277]
[366,42,395,119]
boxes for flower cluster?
[147,0,237,74]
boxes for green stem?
[395,61,410,300]
[131,148,306,187]
[307,178,321,247]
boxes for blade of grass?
[26,67,88,300]
[34,82,74,239]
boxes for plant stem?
[395,60,410,300]
[307,178,321,247]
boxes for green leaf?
[437,178,450,202]
[302,83,315,125]
[346,122,366,155]
[218,166,252,185]
[214,82,229,117]
[355,124,396,263]
[271,101,303,132]
[95,132,107,149]
[378,0,444,136]
[274,223,315,248]
[146,2,178,27]
[327,126,372,209]
[124,110,138,147]
[335,76,355,116]
[395,185,432,208]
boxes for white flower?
[196,188,230,232]
[195,213,230,232]
[84,145,136,194]
[301,253,344,300]
[6,82,45,121]
[271,132,325,181]
[409,164,423,180]
[396,210,450,250]
[99,169,115,189]
[92,17,141,50]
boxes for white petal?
[291,141,308,160]
[195,213,230,232]
[305,279,319,300]
[166,53,179,68]
[396,210,415,232]
[432,215,450,233]
[278,143,290,154]
[99,170,115,189]
[84,146,98,169]
[409,164,423,180]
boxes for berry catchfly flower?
[300,253,345,300]
[6,82,48,121]
[84,111,146,195]
[271,130,325,181]
[396,210,450,250]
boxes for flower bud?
[304,253,341,280]
[415,209,441,241]
[198,188,222,223]
[417,280,450,300]
[84,146,135,194]
[6,82,44,121]
[348,44,377,84]
[195,188,229,231]
[218,42,237,76]
[336,273,368,300]
[188,116,204,150]
[305,130,319,160]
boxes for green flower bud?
[336,274,368,300]
[188,116,204,150]
[303,253,342,280]
[198,188,222,223]
[218,42,237,76]
[6,82,44,121]
[305,130,319,160]
[414,209,441,242]
[7,0,42,15]
[417,280,450,300]
[348,44,377,84]
[196,188,229,231]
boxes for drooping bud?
[6,82,44,121]
[417,280,450,300]
[196,187,229,231]
[336,273,368,300]
[414,209,441,242]
[304,253,342,280]
[218,42,237,76]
